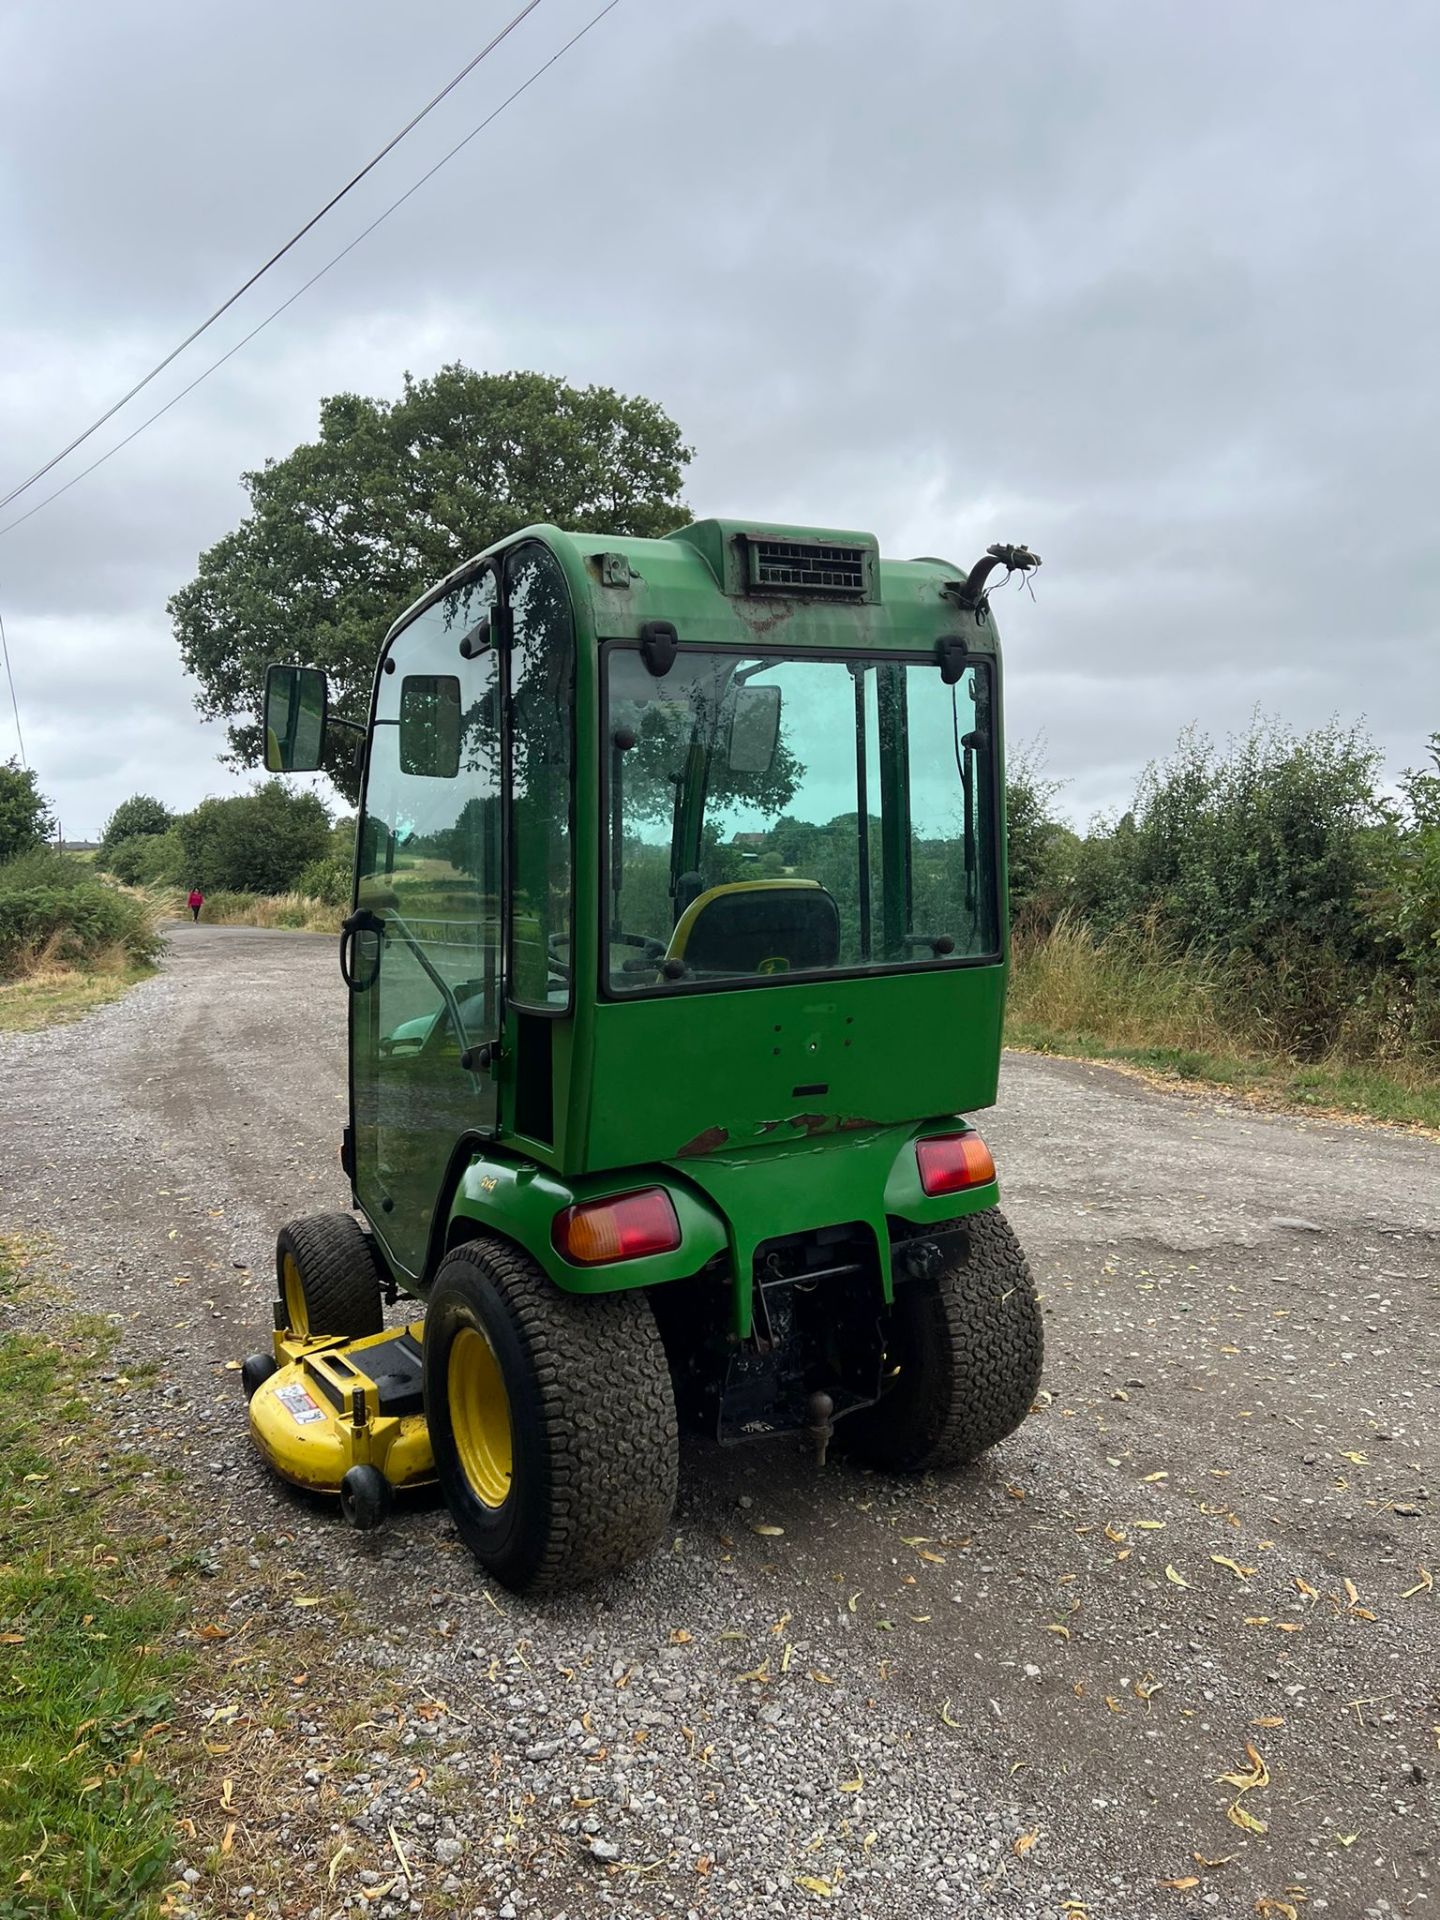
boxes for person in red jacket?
[187,887,204,923]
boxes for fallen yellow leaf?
[1012,1830,1040,1857]
[1211,1555,1257,1580]
[1337,1834,1358,1847]
[837,1770,863,1793]
[1255,1900,1299,1920]
[1134,1519,1167,1530]
[1045,1623,1071,1640]
[1158,1877,1199,1891]
[1218,1744,1270,1791]
[940,1700,963,1728]
[1401,1566,1433,1599]
[1227,1803,1269,1835]
[1193,1851,1236,1868]
[752,1525,785,1538]
[794,1875,834,1899]
[1164,1564,1191,1589]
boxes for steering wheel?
[609,931,667,959]
[546,931,573,982]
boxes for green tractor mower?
[242,520,1043,1592]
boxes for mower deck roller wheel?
[423,1237,678,1593]
[241,1352,278,1401]
[841,1206,1043,1473]
[340,1464,392,1531]
[276,1213,385,1340]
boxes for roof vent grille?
[744,536,870,598]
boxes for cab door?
[347,567,503,1282]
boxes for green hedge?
[0,849,161,979]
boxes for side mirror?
[263,664,329,772]
[727,684,782,774]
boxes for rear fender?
[440,1140,729,1294]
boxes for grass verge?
[0,958,157,1034]
[0,1240,183,1917]
[1008,917,1440,1132]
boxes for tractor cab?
[251,520,1043,1591]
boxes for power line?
[0,0,547,517]
[0,0,622,546]
[0,598,25,767]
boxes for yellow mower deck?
[249,1321,435,1494]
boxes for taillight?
[915,1131,996,1197]
[553,1188,682,1265]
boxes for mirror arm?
[326,715,365,736]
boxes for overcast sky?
[2,0,1436,838]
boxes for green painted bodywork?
[348,517,1012,1329]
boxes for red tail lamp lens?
[915,1132,996,1197]
[553,1188,682,1266]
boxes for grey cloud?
[2,0,1438,839]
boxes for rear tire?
[422,1238,678,1593]
[840,1207,1043,1473]
[276,1213,386,1339]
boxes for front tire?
[422,1239,678,1593]
[840,1207,1043,1473]
[275,1213,386,1339]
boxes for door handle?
[339,909,383,992]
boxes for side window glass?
[357,572,502,1035]
[507,546,575,1007]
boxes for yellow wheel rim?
[282,1254,309,1337]
[448,1325,512,1509]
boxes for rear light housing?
[553,1188,682,1266]
[915,1131,996,1197]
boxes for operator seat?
[667,880,841,977]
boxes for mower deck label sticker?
[275,1383,325,1425]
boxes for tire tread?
[842,1207,1043,1473]
[276,1213,385,1338]
[431,1239,678,1593]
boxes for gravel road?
[2,925,1437,1920]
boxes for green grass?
[0,1242,184,1918]
[1008,916,1440,1132]
[0,963,156,1034]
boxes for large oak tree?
[171,365,691,795]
